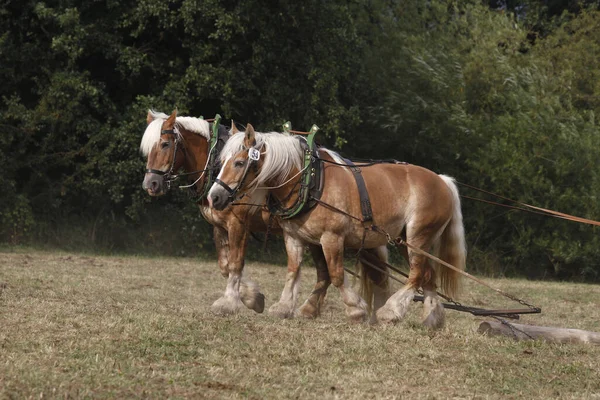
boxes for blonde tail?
[435,175,467,298]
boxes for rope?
[316,155,600,228]
[457,181,600,227]
[387,233,540,312]
[256,165,309,190]
[178,134,221,189]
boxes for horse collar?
[268,125,322,219]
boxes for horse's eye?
[161,141,170,149]
[234,160,245,168]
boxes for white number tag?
[248,148,260,161]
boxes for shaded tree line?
[2,0,600,280]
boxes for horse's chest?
[199,205,223,226]
[279,219,321,244]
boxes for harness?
[197,115,229,200]
[341,158,373,225]
[267,124,324,219]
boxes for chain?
[492,316,535,340]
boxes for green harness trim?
[197,114,222,199]
[270,122,320,219]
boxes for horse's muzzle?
[208,186,231,210]
[142,173,165,196]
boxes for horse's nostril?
[213,195,220,205]
[151,180,158,190]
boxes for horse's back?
[358,163,455,237]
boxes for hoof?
[240,279,265,313]
[241,290,265,314]
[298,301,319,319]
[376,305,401,324]
[422,296,445,330]
[211,296,243,316]
[376,287,414,324]
[346,307,368,323]
[268,301,296,319]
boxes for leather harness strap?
[342,158,373,225]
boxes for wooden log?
[478,320,600,345]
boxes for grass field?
[1,249,599,399]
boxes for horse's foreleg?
[211,222,264,315]
[298,244,330,319]
[214,226,229,278]
[321,233,368,323]
[269,234,304,319]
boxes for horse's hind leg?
[420,237,445,329]
[422,279,445,330]
[298,244,331,319]
[321,233,368,323]
[376,228,436,325]
[269,234,304,319]
[360,246,391,323]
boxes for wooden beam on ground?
[478,320,600,345]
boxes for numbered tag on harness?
[248,148,260,161]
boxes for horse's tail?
[357,247,391,317]
[434,175,467,299]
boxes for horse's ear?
[146,110,154,125]
[244,124,256,148]
[230,121,239,135]
[165,109,177,128]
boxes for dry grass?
[1,249,600,399]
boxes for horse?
[207,125,466,328]
[140,110,334,317]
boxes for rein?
[286,151,600,228]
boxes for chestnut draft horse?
[208,125,466,328]
[141,110,336,317]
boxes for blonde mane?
[220,131,304,188]
[140,110,210,155]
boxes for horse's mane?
[220,131,304,188]
[140,110,210,155]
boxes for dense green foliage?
[2,0,600,280]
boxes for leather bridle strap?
[213,147,261,202]
[144,129,178,176]
[214,178,237,196]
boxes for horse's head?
[207,124,262,210]
[141,109,187,196]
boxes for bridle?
[145,121,224,195]
[145,128,185,191]
[214,146,262,204]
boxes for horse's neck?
[182,130,205,165]
[269,166,302,209]
[180,129,209,186]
